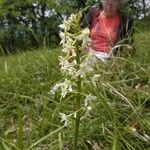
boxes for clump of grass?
[0,47,62,149]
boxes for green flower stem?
[73,79,81,149]
[73,43,82,150]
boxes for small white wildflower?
[62,36,74,47]
[59,31,66,45]
[69,48,76,57]
[87,106,92,110]
[61,45,76,54]
[84,94,97,107]
[76,53,96,78]
[82,28,91,48]
[60,79,73,98]
[59,56,70,71]
[82,108,91,119]
[62,47,69,53]
[69,12,82,24]
[76,27,90,41]
[73,112,77,118]
[59,19,70,31]
[50,83,62,95]
[50,79,73,98]
[60,33,75,47]
[59,31,65,38]
[80,61,93,73]
[68,14,77,22]
[59,56,76,76]
[76,28,91,49]
[76,64,93,78]
[82,28,90,36]
[59,113,68,126]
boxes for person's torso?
[90,11,121,53]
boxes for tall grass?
[0,47,62,149]
[0,21,150,149]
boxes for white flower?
[59,113,68,126]
[81,28,91,48]
[83,93,96,119]
[60,32,74,47]
[59,13,80,32]
[61,47,70,53]
[50,83,62,95]
[65,37,74,47]
[68,13,82,25]
[73,112,77,118]
[69,48,76,57]
[75,28,91,48]
[87,106,92,110]
[80,61,93,73]
[50,79,73,98]
[84,94,97,107]
[59,56,76,76]
[59,19,70,31]
[64,36,74,46]
[61,46,76,54]
[61,79,73,98]
[76,28,90,40]
[76,62,93,78]
[59,31,66,45]
[82,28,90,36]
[68,14,77,22]
[75,52,97,78]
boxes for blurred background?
[0,0,149,54]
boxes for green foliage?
[0,0,149,53]
[0,0,66,51]
[0,0,89,52]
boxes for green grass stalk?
[17,100,23,149]
[73,43,82,150]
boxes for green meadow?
[0,20,150,149]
